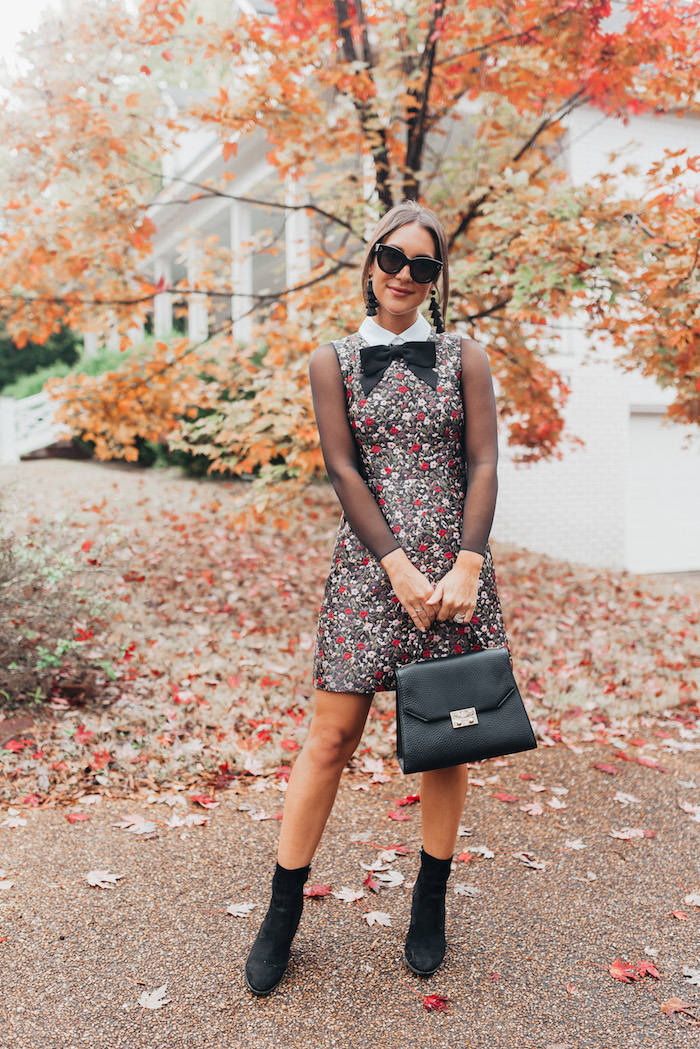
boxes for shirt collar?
[357,313,431,346]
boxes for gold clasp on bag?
[450,707,478,729]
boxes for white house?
[143,17,700,576]
[493,106,700,575]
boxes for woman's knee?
[305,720,363,770]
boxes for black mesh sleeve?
[309,343,401,561]
[459,338,499,557]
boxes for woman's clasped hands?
[380,548,484,633]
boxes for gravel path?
[1,741,699,1049]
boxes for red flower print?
[439,529,447,537]
[420,463,429,470]
[378,498,385,506]
[337,636,345,643]
[358,642,365,650]
[445,552,454,560]
[417,413,425,420]
[390,427,399,434]
[411,443,420,452]
[398,385,408,393]
[372,445,380,453]
[414,499,422,506]
[366,417,373,425]
[384,467,392,474]
[392,639,401,647]
[453,645,463,653]
[392,525,400,533]
[359,399,367,406]
[362,557,369,565]
[344,652,352,659]
[359,610,368,618]
[419,544,427,552]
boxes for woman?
[244,199,509,996]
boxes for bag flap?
[396,647,519,723]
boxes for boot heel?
[404,849,452,977]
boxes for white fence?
[0,393,63,464]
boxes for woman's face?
[370,222,439,327]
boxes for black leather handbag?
[395,645,537,774]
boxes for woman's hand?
[380,548,438,633]
[426,550,484,624]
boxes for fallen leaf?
[470,845,495,859]
[671,910,689,920]
[226,902,256,917]
[512,852,546,870]
[387,810,411,821]
[660,997,698,1020]
[682,968,700,986]
[65,813,89,824]
[364,910,391,927]
[331,887,364,902]
[520,802,544,815]
[492,792,518,803]
[609,957,660,983]
[684,892,700,907]
[189,795,219,809]
[374,870,404,888]
[0,880,14,891]
[138,984,171,1010]
[565,839,586,850]
[86,870,125,889]
[113,814,158,835]
[453,883,480,897]
[423,994,450,1012]
[395,794,420,806]
[593,763,619,775]
[303,883,332,898]
[614,792,641,806]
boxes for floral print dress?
[313,330,509,695]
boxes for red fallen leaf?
[388,809,411,821]
[66,813,89,823]
[610,957,661,983]
[566,982,582,997]
[456,851,475,863]
[81,540,94,553]
[593,763,619,775]
[636,757,669,772]
[122,571,146,583]
[610,958,641,983]
[275,766,291,781]
[363,873,381,893]
[423,994,450,1013]
[396,794,420,806]
[303,883,332,898]
[190,794,219,808]
[22,794,41,806]
[492,792,518,803]
[75,725,93,744]
[612,750,634,762]
[280,740,299,752]
[5,740,27,753]
[140,64,151,75]
[671,911,689,921]
[489,972,501,981]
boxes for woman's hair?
[360,199,450,312]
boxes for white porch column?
[230,201,253,345]
[0,396,19,465]
[82,331,100,358]
[284,177,311,296]
[187,251,209,345]
[154,257,173,338]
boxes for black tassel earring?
[429,288,445,334]
[366,277,379,317]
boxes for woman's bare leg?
[277,689,373,869]
[419,764,469,859]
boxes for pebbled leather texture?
[395,646,537,774]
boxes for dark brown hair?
[361,200,450,312]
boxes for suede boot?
[404,849,452,977]
[244,862,310,996]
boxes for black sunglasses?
[374,243,443,284]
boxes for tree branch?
[402,0,446,200]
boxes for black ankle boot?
[404,849,452,977]
[244,862,310,996]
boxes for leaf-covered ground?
[1,459,698,804]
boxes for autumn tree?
[1,0,699,475]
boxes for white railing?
[0,392,63,464]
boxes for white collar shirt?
[357,313,431,347]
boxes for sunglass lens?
[411,259,439,283]
[378,246,406,274]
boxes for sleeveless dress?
[312,330,509,695]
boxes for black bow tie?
[359,340,438,395]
